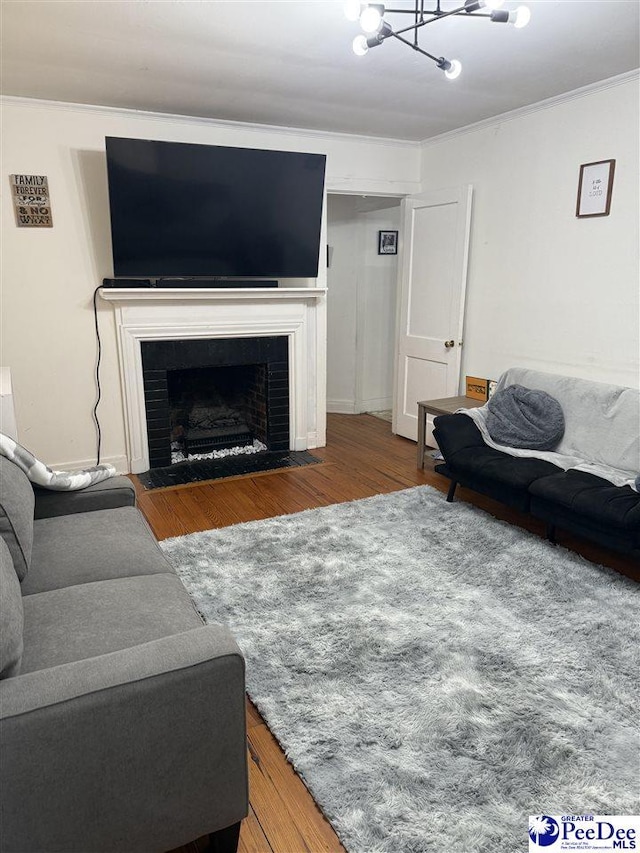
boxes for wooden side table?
[417,395,485,468]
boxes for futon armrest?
[432,413,486,462]
[0,626,248,852]
[33,475,136,518]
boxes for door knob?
[444,340,455,349]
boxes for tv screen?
[105,137,326,279]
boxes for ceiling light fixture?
[347,0,531,79]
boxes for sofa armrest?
[33,475,136,519]
[0,626,248,853]
[432,413,486,462]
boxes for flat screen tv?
[105,137,326,279]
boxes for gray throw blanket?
[461,367,639,492]
[486,384,565,450]
[0,432,116,490]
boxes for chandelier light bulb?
[360,5,383,33]
[353,34,369,56]
[444,59,462,79]
[513,5,531,27]
[344,0,361,22]
[480,0,504,9]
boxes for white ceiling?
[1,0,639,141]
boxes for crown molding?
[420,69,640,147]
[3,67,636,152]
[0,95,421,150]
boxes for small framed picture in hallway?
[378,230,398,255]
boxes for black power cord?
[92,285,103,465]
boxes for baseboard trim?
[48,454,130,475]
[306,430,320,449]
[327,399,356,414]
[359,397,392,413]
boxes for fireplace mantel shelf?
[100,287,327,303]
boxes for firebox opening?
[141,336,289,470]
[167,364,268,461]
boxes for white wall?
[326,195,400,413]
[420,76,640,390]
[3,77,637,470]
[326,196,359,412]
[356,205,400,412]
[0,98,420,468]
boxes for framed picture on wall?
[378,230,398,255]
[576,159,616,218]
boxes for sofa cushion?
[440,445,563,511]
[20,573,203,674]
[529,470,640,531]
[446,445,563,489]
[33,475,136,519]
[0,455,35,581]
[0,538,24,678]
[22,506,176,595]
[433,413,487,459]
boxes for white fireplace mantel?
[101,287,327,473]
[100,286,327,303]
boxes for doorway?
[326,193,403,419]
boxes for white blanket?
[461,368,640,492]
[0,432,116,490]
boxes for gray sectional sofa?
[0,456,248,853]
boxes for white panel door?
[393,186,473,441]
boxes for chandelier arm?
[384,7,492,14]
[384,7,443,13]
[388,2,490,39]
[389,30,440,63]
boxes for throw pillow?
[486,384,565,450]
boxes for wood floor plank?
[248,472,322,517]
[237,806,273,853]
[246,699,264,730]
[246,739,316,853]
[143,490,202,538]
[177,485,241,531]
[215,479,283,523]
[248,724,345,853]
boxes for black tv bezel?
[105,136,326,282]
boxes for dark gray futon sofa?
[432,367,640,559]
[0,455,248,853]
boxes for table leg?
[417,403,426,469]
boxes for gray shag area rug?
[160,485,640,853]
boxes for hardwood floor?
[138,413,638,853]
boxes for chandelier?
[345,0,531,79]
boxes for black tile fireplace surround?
[141,336,289,469]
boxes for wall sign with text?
[10,174,53,227]
[576,159,615,218]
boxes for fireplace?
[99,285,327,474]
[141,337,289,469]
